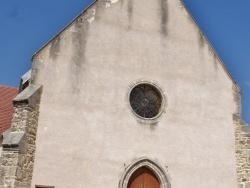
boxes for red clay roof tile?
[0,85,18,134]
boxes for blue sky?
[0,0,249,123]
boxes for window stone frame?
[127,79,167,124]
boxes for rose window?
[129,84,162,119]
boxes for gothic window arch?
[119,158,171,188]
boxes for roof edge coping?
[13,84,42,108]
[31,0,98,60]
[179,0,241,94]
[31,0,241,94]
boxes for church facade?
[0,0,249,187]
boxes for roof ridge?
[0,85,18,90]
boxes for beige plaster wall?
[31,0,239,187]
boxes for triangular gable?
[32,0,240,93]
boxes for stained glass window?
[130,84,162,119]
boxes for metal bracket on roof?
[19,69,31,92]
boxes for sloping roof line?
[32,0,98,60]
[180,1,241,94]
[0,85,18,93]
[31,0,241,93]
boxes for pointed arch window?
[119,158,171,188]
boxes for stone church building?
[0,0,249,187]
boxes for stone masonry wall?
[0,85,42,188]
[235,114,250,188]
[0,151,19,187]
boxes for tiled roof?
[0,85,18,134]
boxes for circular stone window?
[129,83,163,119]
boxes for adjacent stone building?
[0,0,249,187]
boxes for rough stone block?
[13,85,42,109]
[2,133,27,153]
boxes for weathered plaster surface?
[31,0,238,187]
